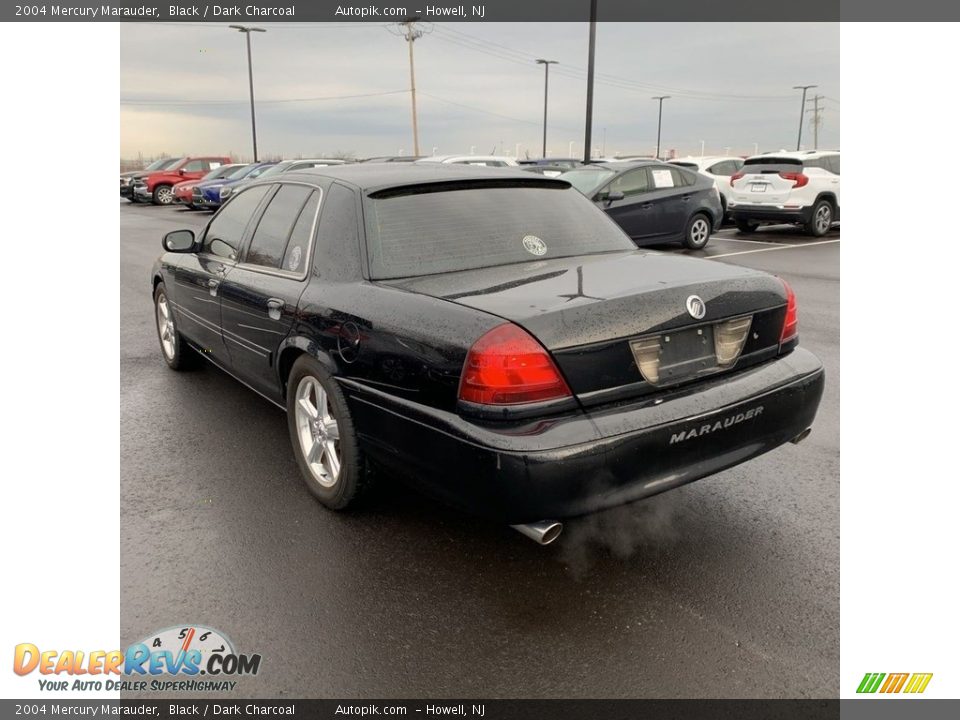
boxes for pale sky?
[120,22,840,160]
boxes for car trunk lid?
[380,251,789,406]
[733,157,804,204]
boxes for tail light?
[730,171,745,186]
[780,278,798,344]
[778,171,809,188]
[458,323,571,405]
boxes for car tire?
[806,199,833,237]
[682,213,712,250]
[152,184,174,205]
[287,355,371,511]
[154,282,198,371]
[736,220,758,233]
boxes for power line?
[120,89,409,106]
[429,25,795,102]
[418,91,578,131]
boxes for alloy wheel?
[690,217,710,246]
[156,293,176,360]
[294,376,342,488]
[815,204,832,234]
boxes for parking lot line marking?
[711,237,782,245]
[708,238,840,259]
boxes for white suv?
[415,155,519,167]
[669,156,744,217]
[727,150,840,236]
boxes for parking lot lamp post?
[400,17,423,157]
[229,25,265,163]
[653,96,670,159]
[583,0,597,163]
[536,59,558,158]
[793,84,817,150]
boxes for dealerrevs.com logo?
[857,672,933,694]
[13,625,261,692]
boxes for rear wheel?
[287,356,371,510]
[153,184,174,205]
[683,213,712,250]
[806,199,833,237]
[736,219,758,233]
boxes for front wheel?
[152,184,174,205]
[683,213,712,250]
[806,199,833,237]
[287,356,371,510]
[154,282,198,370]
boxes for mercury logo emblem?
[686,295,706,319]
[522,235,547,256]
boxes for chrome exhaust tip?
[510,520,563,545]
[791,428,812,445]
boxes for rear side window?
[283,190,321,273]
[310,183,357,276]
[202,185,270,260]
[365,183,634,279]
[245,184,315,269]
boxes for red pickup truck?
[131,156,232,205]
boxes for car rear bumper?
[728,203,813,224]
[343,347,825,523]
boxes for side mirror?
[162,229,196,253]
[605,190,625,203]
[178,168,187,176]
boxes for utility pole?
[229,25,266,162]
[652,96,670,159]
[400,17,422,157]
[806,94,823,149]
[583,0,597,163]
[535,59,558,159]
[793,84,817,150]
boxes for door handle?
[682,194,692,201]
[266,298,284,321]
[640,203,653,209]
[207,278,220,297]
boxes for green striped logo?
[857,672,932,694]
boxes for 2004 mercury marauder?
[150,164,824,545]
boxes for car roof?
[416,155,516,163]
[746,150,839,160]
[278,162,566,194]
[669,156,742,166]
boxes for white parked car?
[669,156,744,217]
[727,150,840,236]
[415,155,519,167]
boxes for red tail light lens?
[458,323,571,405]
[730,171,745,186]
[779,171,809,188]
[780,278,798,344]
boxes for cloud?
[120,22,839,159]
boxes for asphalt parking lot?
[120,201,839,698]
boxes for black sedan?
[151,165,823,544]
[562,160,723,249]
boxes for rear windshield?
[743,157,803,173]
[364,183,634,279]
[671,161,699,169]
